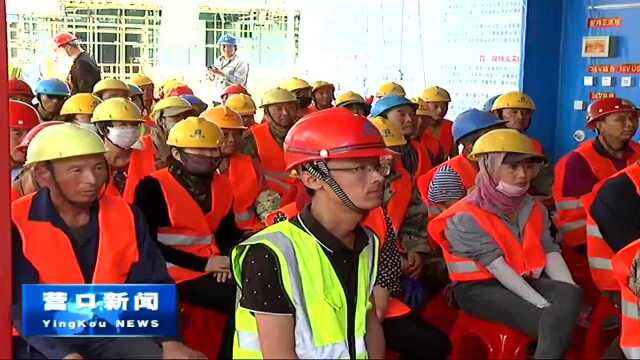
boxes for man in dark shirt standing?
[53,32,101,94]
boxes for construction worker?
[412,96,444,166]
[34,78,70,121]
[231,108,387,359]
[226,93,257,128]
[8,78,34,104]
[336,91,371,116]
[482,94,501,112]
[376,81,406,98]
[149,96,195,168]
[202,106,264,231]
[134,117,240,358]
[182,94,208,116]
[11,124,204,359]
[310,80,335,111]
[159,79,186,99]
[612,240,640,359]
[129,83,145,112]
[429,129,583,359]
[53,31,101,94]
[553,98,640,250]
[91,97,155,203]
[491,91,544,154]
[131,73,155,112]
[418,86,456,164]
[9,100,40,180]
[11,121,65,201]
[92,78,131,100]
[419,109,506,218]
[280,77,315,117]
[219,84,249,105]
[207,34,249,102]
[370,95,433,179]
[243,87,299,200]
[59,93,102,131]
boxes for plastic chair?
[181,302,228,360]
[449,311,535,360]
[580,295,621,360]
[419,289,459,335]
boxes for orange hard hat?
[284,107,395,171]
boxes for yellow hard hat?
[491,91,536,111]
[260,87,297,108]
[311,80,335,93]
[131,74,153,87]
[411,97,429,116]
[370,116,407,147]
[167,116,223,148]
[279,77,312,92]
[421,86,451,103]
[201,105,246,129]
[376,82,406,97]
[92,78,130,96]
[92,97,143,123]
[336,91,366,107]
[161,79,185,93]
[60,93,102,115]
[151,96,193,117]
[226,94,256,115]
[468,128,538,161]
[25,123,106,166]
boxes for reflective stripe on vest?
[446,261,480,274]
[556,199,582,211]
[157,233,213,246]
[611,239,640,358]
[557,219,586,235]
[232,223,377,359]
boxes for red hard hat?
[16,121,65,152]
[587,98,637,129]
[53,32,77,47]
[166,85,194,97]
[8,79,34,97]
[221,84,249,98]
[284,107,395,171]
[9,100,40,130]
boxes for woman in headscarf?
[428,129,583,359]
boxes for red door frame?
[0,0,12,357]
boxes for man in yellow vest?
[231,108,387,358]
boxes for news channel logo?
[21,284,177,337]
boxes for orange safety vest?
[150,168,232,283]
[417,155,477,219]
[10,183,21,202]
[584,162,640,291]
[12,193,139,284]
[104,140,156,203]
[408,140,433,180]
[251,122,295,196]
[227,153,264,231]
[428,200,547,282]
[553,139,640,247]
[421,120,454,161]
[531,138,544,156]
[385,160,413,235]
[612,239,640,358]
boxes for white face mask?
[496,180,529,198]
[107,126,141,149]
[73,121,97,134]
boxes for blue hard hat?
[181,95,206,108]
[217,34,237,46]
[452,109,507,143]
[35,79,70,96]
[482,94,501,112]
[370,95,417,117]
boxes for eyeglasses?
[327,163,391,178]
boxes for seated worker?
[58,93,102,132]
[92,78,131,101]
[370,95,432,179]
[9,100,40,181]
[131,73,155,115]
[9,78,35,104]
[376,81,406,99]
[231,108,389,359]
[12,123,203,359]
[220,84,249,105]
[554,98,640,249]
[429,129,583,359]
[243,88,300,201]
[202,105,264,232]
[280,77,315,118]
[309,80,335,112]
[417,86,455,165]
[134,117,241,358]
[611,241,640,359]
[491,91,544,155]
[91,97,155,203]
[336,91,371,117]
[419,109,506,218]
[181,94,208,116]
[34,78,70,122]
[226,93,257,128]
[149,96,195,168]
[129,83,146,113]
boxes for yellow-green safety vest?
[231,219,379,359]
